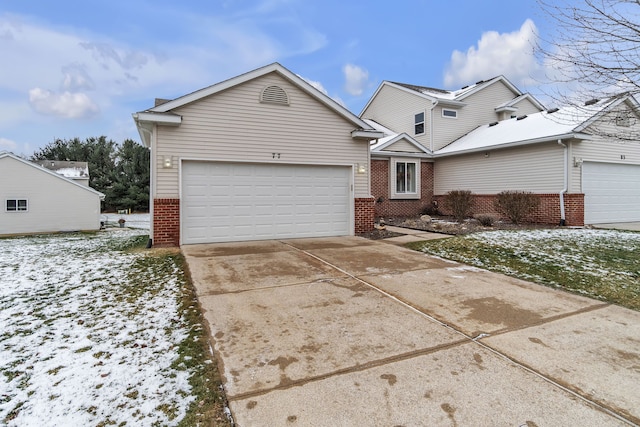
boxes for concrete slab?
[382,233,453,245]
[231,343,625,426]
[484,304,640,424]
[184,248,346,295]
[182,240,294,257]
[283,236,378,250]
[592,222,640,231]
[384,225,450,238]
[306,244,453,275]
[361,264,604,337]
[199,277,463,397]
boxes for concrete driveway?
[592,222,640,231]
[182,237,640,426]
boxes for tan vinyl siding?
[570,105,640,193]
[434,142,564,194]
[512,98,543,116]
[154,73,370,198]
[360,85,430,149]
[0,157,101,234]
[433,82,520,151]
[384,139,423,153]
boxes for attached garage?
[134,63,383,246]
[181,161,351,244]
[583,162,640,224]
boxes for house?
[35,160,90,187]
[0,152,105,235]
[361,77,640,225]
[133,63,382,246]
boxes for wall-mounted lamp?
[484,152,490,158]
[573,157,583,167]
[356,163,367,174]
[163,156,173,168]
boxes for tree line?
[31,137,150,212]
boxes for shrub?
[494,191,540,224]
[444,190,475,223]
[475,214,498,227]
[421,201,440,216]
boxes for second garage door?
[583,162,640,224]
[181,161,352,244]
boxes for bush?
[475,214,498,227]
[421,201,440,216]
[494,191,540,224]
[444,190,475,223]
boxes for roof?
[364,119,431,157]
[432,100,623,156]
[0,152,104,200]
[35,160,89,179]
[133,62,383,147]
[361,75,546,115]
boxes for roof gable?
[0,152,104,199]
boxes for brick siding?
[355,197,375,234]
[371,159,435,219]
[433,193,585,226]
[153,198,180,246]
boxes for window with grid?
[6,199,28,212]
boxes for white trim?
[133,112,182,125]
[441,108,458,119]
[390,157,420,200]
[5,198,28,212]
[371,133,431,155]
[414,111,426,135]
[351,129,384,139]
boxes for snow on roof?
[390,76,510,102]
[363,119,431,154]
[36,160,89,179]
[435,107,592,156]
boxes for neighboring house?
[0,152,105,236]
[361,76,640,225]
[133,63,382,246]
[35,160,90,187]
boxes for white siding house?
[0,152,104,235]
[133,63,382,246]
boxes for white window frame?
[442,108,458,119]
[414,112,425,135]
[6,199,28,212]
[390,158,420,200]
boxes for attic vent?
[261,85,289,105]
[461,85,469,90]
[547,107,559,114]
[516,115,528,120]
[585,98,599,106]
[475,80,484,85]
[488,121,499,127]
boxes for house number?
[272,153,281,159]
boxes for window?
[414,112,425,135]
[6,199,28,212]
[391,159,420,199]
[442,109,457,118]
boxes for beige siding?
[570,105,640,193]
[0,157,101,234]
[512,98,543,116]
[360,85,430,149]
[433,82,519,151]
[434,142,564,194]
[154,73,370,198]
[384,139,423,153]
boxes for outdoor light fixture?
[356,163,367,174]
[163,156,172,168]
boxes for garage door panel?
[583,162,640,223]
[182,162,352,244]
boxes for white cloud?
[0,137,17,150]
[444,19,541,89]
[300,75,346,107]
[29,88,99,119]
[343,64,369,96]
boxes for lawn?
[407,228,640,311]
[0,229,230,426]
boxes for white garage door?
[181,161,352,244]
[583,162,640,224]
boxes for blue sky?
[0,0,557,156]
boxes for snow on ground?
[0,229,193,426]
[102,213,150,230]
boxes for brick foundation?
[433,193,585,226]
[371,159,435,218]
[153,198,180,246]
[355,197,375,234]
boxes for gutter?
[429,100,437,152]
[557,139,568,226]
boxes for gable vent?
[516,115,528,120]
[261,85,290,105]
[585,98,599,106]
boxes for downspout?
[557,139,567,226]
[138,125,154,247]
[429,100,438,152]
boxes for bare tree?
[536,0,640,139]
